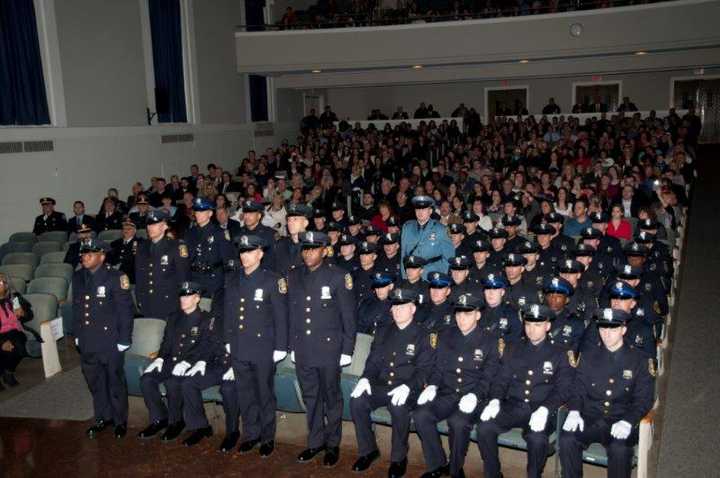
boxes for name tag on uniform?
[499,318,508,329]
[473,349,484,361]
[543,361,554,375]
[160,255,169,266]
[623,370,633,379]
[254,288,264,301]
[321,286,332,299]
[406,344,415,356]
[97,286,106,298]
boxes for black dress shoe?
[352,449,380,472]
[297,446,325,463]
[420,464,449,478]
[218,432,240,453]
[388,458,407,478]
[2,372,19,387]
[138,420,168,439]
[259,440,275,458]
[114,423,127,438]
[86,419,112,439]
[323,446,340,468]
[161,421,185,442]
[182,427,213,446]
[238,438,260,454]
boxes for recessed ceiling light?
[412,65,423,69]
[311,69,322,73]
[635,51,647,56]
[519,59,529,64]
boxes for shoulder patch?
[568,350,579,368]
[326,245,334,257]
[224,229,231,241]
[345,273,354,290]
[653,301,661,314]
[278,278,288,294]
[120,274,130,290]
[430,332,438,349]
[498,338,505,357]
[179,244,188,258]
[648,358,657,377]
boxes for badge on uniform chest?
[406,344,415,356]
[207,236,214,244]
[623,369,633,380]
[160,255,169,266]
[562,325,572,337]
[473,349,483,361]
[542,361,554,375]
[254,288,264,301]
[499,318,508,329]
[96,286,106,298]
[190,326,199,337]
[429,232,436,241]
[321,286,332,299]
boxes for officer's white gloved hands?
[117,344,130,352]
[290,351,296,363]
[144,358,164,374]
[75,338,79,346]
[225,343,231,354]
[563,410,585,432]
[172,360,192,376]
[185,361,206,377]
[350,378,372,398]
[387,384,411,406]
[273,350,288,363]
[529,406,549,432]
[339,354,352,367]
[459,393,478,414]
[417,385,437,405]
[222,367,235,381]
[610,420,632,440]
[480,398,501,421]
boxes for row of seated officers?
[71,214,658,478]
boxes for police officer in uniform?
[477,304,573,478]
[635,230,672,291]
[223,234,289,456]
[416,272,456,332]
[481,274,523,343]
[72,239,134,439]
[398,255,429,305]
[468,239,496,288]
[573,243,605,296]
[350,287,434,477]
[448,255,477,302]
[135,210,191,319]
[107,220,143,284]
[138,282,217,442]
[558,258,598,322]
[560,308,655,478]
[623,242,669,316]
[580,227,617,279]
[335,233,360,274]
[400,196,454,279]
[355,241,380,304]
[33,197,67,235]
[532,223,562,280]
[543,277,587,353]
[377,232,402,276]
[517,240,545,289]
[486,227,509,272]
[237,199,278,271]
[461,211,487,249]
[449,223,472,258]
[64,223,94,270]
[504,253,542,309]
[288,231,357,467]
[357,272,395,334]
[275,203,313,274]
[589,211,624,266]
[414,294,501,478]
[501,214,526,253]
[545,212,575,253]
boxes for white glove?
[529,406,549,432]
[417,385,437,405]
[225,343,231,353]
[562,410,585,432]
[273,350,288,363]
[459,393,478,414]
[185,361,206,377]
[222,367,235,381]
[144,358,164,374]
[610,420,632,440]
[350,378,372,398]
[480,398,501,421]
[387,384,411,407]
[339,354,352,367]
[172,360,192,376]
[75,338,79,346]
[117,344,130,352]
[290,351,296,363]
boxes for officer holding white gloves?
[476,304,574,478]
[350,288,434,478]
[138,282,216,443]
[559,308,655,478]
[413,293,500,478]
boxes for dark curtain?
[249,74,268,122]
[245,0,265,31]
[0,0,50,125]
[149,0,187,123]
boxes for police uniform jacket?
[33,211,67,235]
[537,246,561,278]
[354,266,377,304]
[505,280,542,310]
[427,325,500,399]
[481,303,523,343]
[548,309,586,353]
[287,261,357,366]
[108,236,143,284]
[468,263,498,288]
[397,278,429,305]
[375,253,401,276]
[72,265,134,354]
[68,215,95,233]
[400,219,454,279]
[95,211,123,231]
[223,267,289,361]
[185,223,235,294]
[64,242,82,270]
[568,344,655,424]
[238,223,277,270]
[551,234,575,254]
[336,255,360,275]
[357,295,392,335]
[274,236,304,275]
[490,337,573,411]
[416,300,455,333]
[135,238,191,318]
[159,308,220,366]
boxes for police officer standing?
[223,234,289,456]
[560,308,655,478]
[401,196,454,279]
[72,238,134,439]
[288,231,357,467]
[350,287,434,477]
[107,220,143,284]
[357,272,395,334]
[275,204,313,274]
[135,210,191,319]
[237,199,278,271]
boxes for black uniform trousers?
[0,330,27,373]
[234,358,277,442]
[140,368,184,424]
[350,385,413,462]
[81,349,129,425]
[181,366,239,432]
[559,417,638,478]
[476,402,556,478]
[295,364,343,449]
[414,394,477,475]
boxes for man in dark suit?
[68,201,96,233]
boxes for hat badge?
[459,295,467,305]
[552,277,559,287]
[566,260,572,268]
[241,235,249,246]
[603,309,613,320]
[182,281,190,289]
[433,272,439,279]
[531,304,540,317]
[488,274,495,281]
[307,231,314,242]
[624,265,631,274]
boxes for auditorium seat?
[22,293,59,330]
[27,277,69,302]
[124,318,166,396]
[40,251,67,264]
[98,230,123,243]
[2,241,35,254]
[38,231,69,244]
[275,355,306,413]
[2,252,40,269]
[9,232,37,243]
[340,333,373,420]
[34,263,74,282]
[0,264,34,283]
[32,241,62,256]
[8,276,26,294]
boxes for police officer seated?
[335,233,360,274]
[33,197,68,235]
[476,304,573,478]
[480,274,523,343]
[357,272,395,334]
[138,281,217,442]
[414,293,500,478]
[448,255,476,302]
[398,255,429,304]
[355,241,380,304]
[560,308,655,478]
[350,287,434,477]
[543,277,586,353]
[64,223,95,270]
[416,272,455,332]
